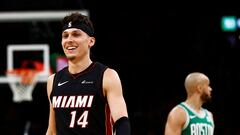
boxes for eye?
[72,32,81,37]
[62,33,69,38]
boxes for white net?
[7,70,38,103]
[9,81,37,102]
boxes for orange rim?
[6,69,40,85]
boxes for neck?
[185,96,203,112]
[68,59,92,74]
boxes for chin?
[201,94,212,103]
[67,55,76,60]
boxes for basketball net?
[7,69,40,103]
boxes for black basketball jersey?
[50,62,113,135]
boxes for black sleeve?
[113,116,131,135]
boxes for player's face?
[61,28,94,61]
[200,79,212,103]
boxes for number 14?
[69,110,89,128]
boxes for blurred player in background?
[164,72,214,135]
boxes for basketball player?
[46,12,131,135]
[164,72,214,135]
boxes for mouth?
[66,46,77,50]
[64,46,78,55]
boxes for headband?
[62,21,94,37]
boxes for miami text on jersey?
[52,95,94,108]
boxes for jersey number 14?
[69,110,89,128]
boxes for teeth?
[67,46,76,50]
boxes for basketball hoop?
[7,69,40,102]
[0,44,50,103]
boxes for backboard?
[0,44,50,102]
[0,44,50,83]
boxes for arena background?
[0,1,239,135]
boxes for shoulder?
[47,73,55,83]
[47,73,55,97]
[204,108,214,121]
[103,68,121,86]
[102,68,122,96]
[104,67,122,82]
[166,104,188,126]
[168,105,187,118]
[104,68,119,78]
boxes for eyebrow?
[63,29,81,33]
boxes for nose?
[66,35,73,40]
[64,36,74,44]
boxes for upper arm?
[46,74,57,135]
[103,68,128,122]
[47,74,55,99]
[164,106,186,135]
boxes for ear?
[196,84,202,93]
[88,37,96,48]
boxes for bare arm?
[164,106,186,135]
[46,74,57,135]
[103,68,128,122]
